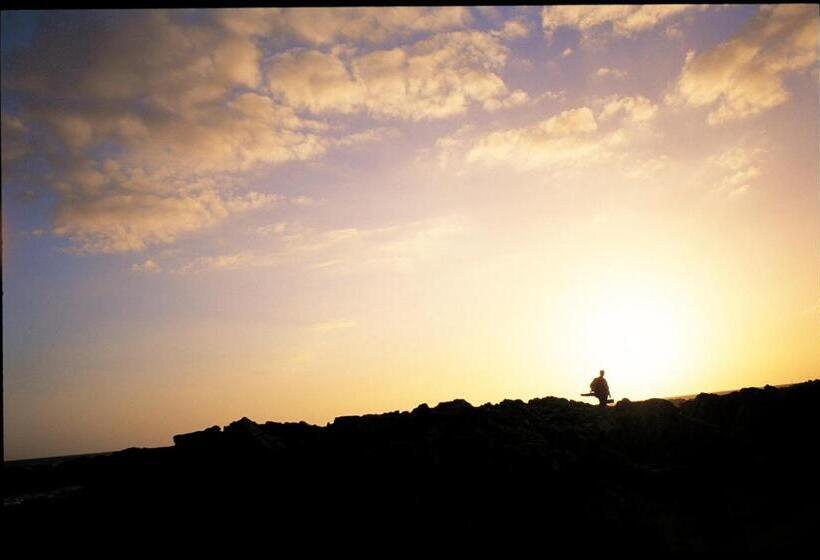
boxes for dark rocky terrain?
[4,380,819,553]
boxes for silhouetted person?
[590,370,610,407]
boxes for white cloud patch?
[542,5,704,41]
[437,95,665,174]
[463,107,603,170]
[598,95,658,124]
[596,67,628,79]
[707,146,762,197]
[562,47,573,57]
[131,259,162,273]
[483,90,530,112]
[666,5,819,124]
[266,30,513,120]
[218,7,473,45]
[492,19,530,40]
[174,252,256,274]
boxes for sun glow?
[576,292,694,395]
[539,271,702,401]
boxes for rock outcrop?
[4,380,819,553]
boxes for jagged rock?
[433,398,473,412]
[5,380,820,553]
[222,417,286,454]
[172,425,221,450]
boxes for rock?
[222,417,286,455]
[433,399,473,412]
[172,425,221,450]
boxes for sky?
[2,5,819,460]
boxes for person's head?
[599,370,605,377]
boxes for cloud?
[492,19,530,40]
[3,11,404,254]
[463,107,604,170]
[707,146,761,197]
[595,67,628,79]
[483,90,530,112]
[131,259,162,273]
[266,30,513,120]
[266,49,366,114]
[332,127,401,148]
[311,320,357,332]
[6,11,261,116]
[598,95,658,124]
[1,113,30,161]
[289,196,315,206]
[174,252,256,274]
[53,191,277,254]
[665,24,683,40]
[542,5,704,41]
[437,95,665,174]
[622,155,669,179]
[224,7,473,45]
[185,216,466,274]
[666,5,819,124]
[562,47,573,57]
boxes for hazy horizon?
[3,6,819,461]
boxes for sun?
[539,276,700,400]
[581,294,692,391]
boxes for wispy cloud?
[707,146,762,197]
[542,5,705,41]
[311,319,357,332]
[131,259,162,273]
[173,216,467,275]
[595,67,628,79]
[666,5,818,124]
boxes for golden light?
[537,270,703,401]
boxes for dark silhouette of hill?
[4,381,820,553]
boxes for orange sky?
[3,6,819,460]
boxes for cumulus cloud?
[542,5,704,41]
[2,11,408,254]
[598,95,658,123]
[463,107,604,170]
[492,19,530,40]
[6,11,261,116]
[666,5,819,124]
[483,90,530,112]
[437,95,665,174]
[267,30,513,120]
[53,191,277,254]
[221,7,473,45]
